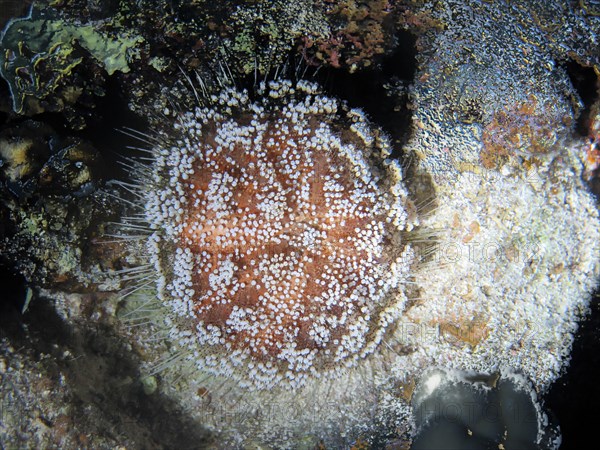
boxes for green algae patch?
[0,14,143,113]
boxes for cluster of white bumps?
[144,80,417,389]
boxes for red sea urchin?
[119,78,418,443]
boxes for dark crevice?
[383,30,419,81]
[77,74,149,180]
[544,295,600,450]
[0,264,27,333]
[0,78,12,126]
[315,30,418,157]
[565,60,599,136]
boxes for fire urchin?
[116,77,420,445]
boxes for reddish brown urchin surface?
[143,79,416,389]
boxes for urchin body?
[144,80,416,389]
[120,79,418,444]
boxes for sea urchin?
[149,79,416,382]
[118,78,418,444]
